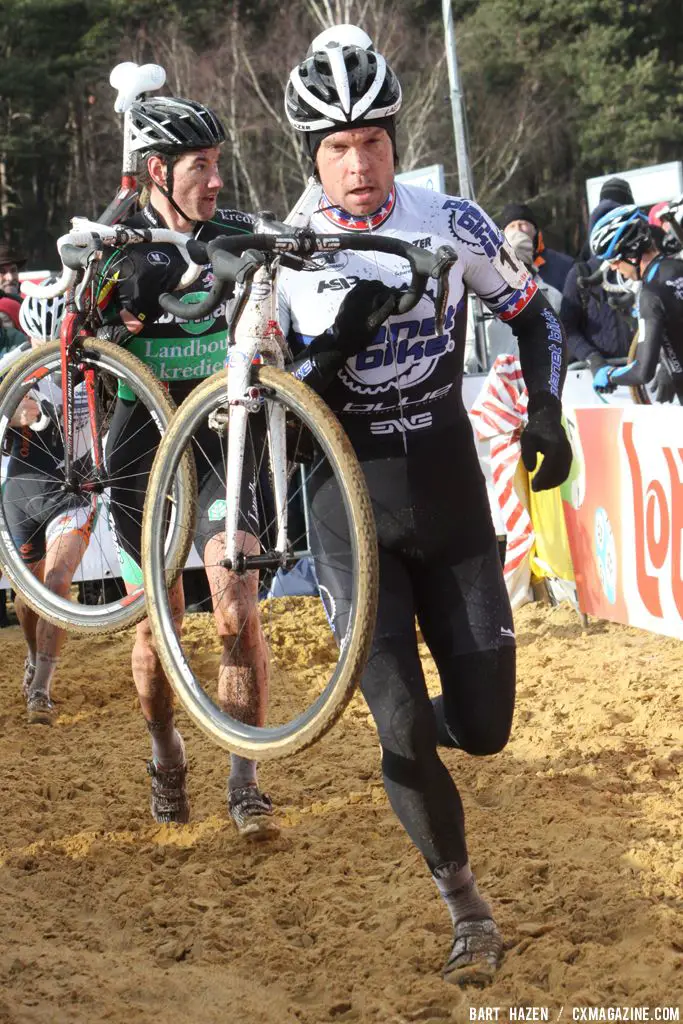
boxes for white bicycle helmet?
[285,44,402,133]
[308,24,374,55]
[128,96,225,155]
[19,282,65,341]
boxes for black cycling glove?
[652,363,676,403]
[520,392,573,492]
[288,280,400,394]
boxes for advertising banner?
[586,160,683,210]
[395,164,446,192]
[562,405,683,640]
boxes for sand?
[0,601,681,1023]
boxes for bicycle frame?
[222,263,289,571]
[213,179,325,572]
[56,306,107,492]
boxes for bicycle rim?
[0,339,194,633]
[142,365,379,760]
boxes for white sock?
[433,862,492,926]
[28,654,57,700]
[147,718,186,769]
[229,755,258,791]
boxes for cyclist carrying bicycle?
[589,204,683,400]
[3,289,96,724]
[278,41,572,984]
[96,96,278,836]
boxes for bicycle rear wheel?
[0,338,195,632]
[142,365,379,760]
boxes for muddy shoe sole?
[228,785,280,840]
[442,918,503,987]
[236,815,281,841]
[147,760,190,825]
[26,694,55,726]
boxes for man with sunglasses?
[589,204,683,400]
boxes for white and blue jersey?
[277,182,555,455]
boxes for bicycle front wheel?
[142,365,379,761]
[0,338,195,633]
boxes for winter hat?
[599,177,634,206]
[0,297,22,330]
[499,203,538,232]
[588,198,621,235]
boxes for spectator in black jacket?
[560,258,634,373]
[561,178,636,375]
[498,202,573,292]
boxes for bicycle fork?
[222,264,288,573]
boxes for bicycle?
[0,221,203,632]
[141,224,457,760]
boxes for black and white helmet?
[128,96,226,155]
[285,45,402,133]
[307,24,374,56]
[19,281,65,341]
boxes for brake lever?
[432,246,458,334]
[209,247,267,287]
[577,266,605,289]
[277,253,308,271]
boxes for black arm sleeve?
[507,287,567,403]
[610,287,663,386]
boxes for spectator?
[576,178,636,261]
[589,204,683,402]
[486,210,563,362]
[0,243,26,300]
[498,202,573,292]
[0,297,27,355]
[598,177,633,207]
[560,180,636,375]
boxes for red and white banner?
[562,404,683,639]
[469,356,534,608]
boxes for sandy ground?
[0,600,681,1023]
